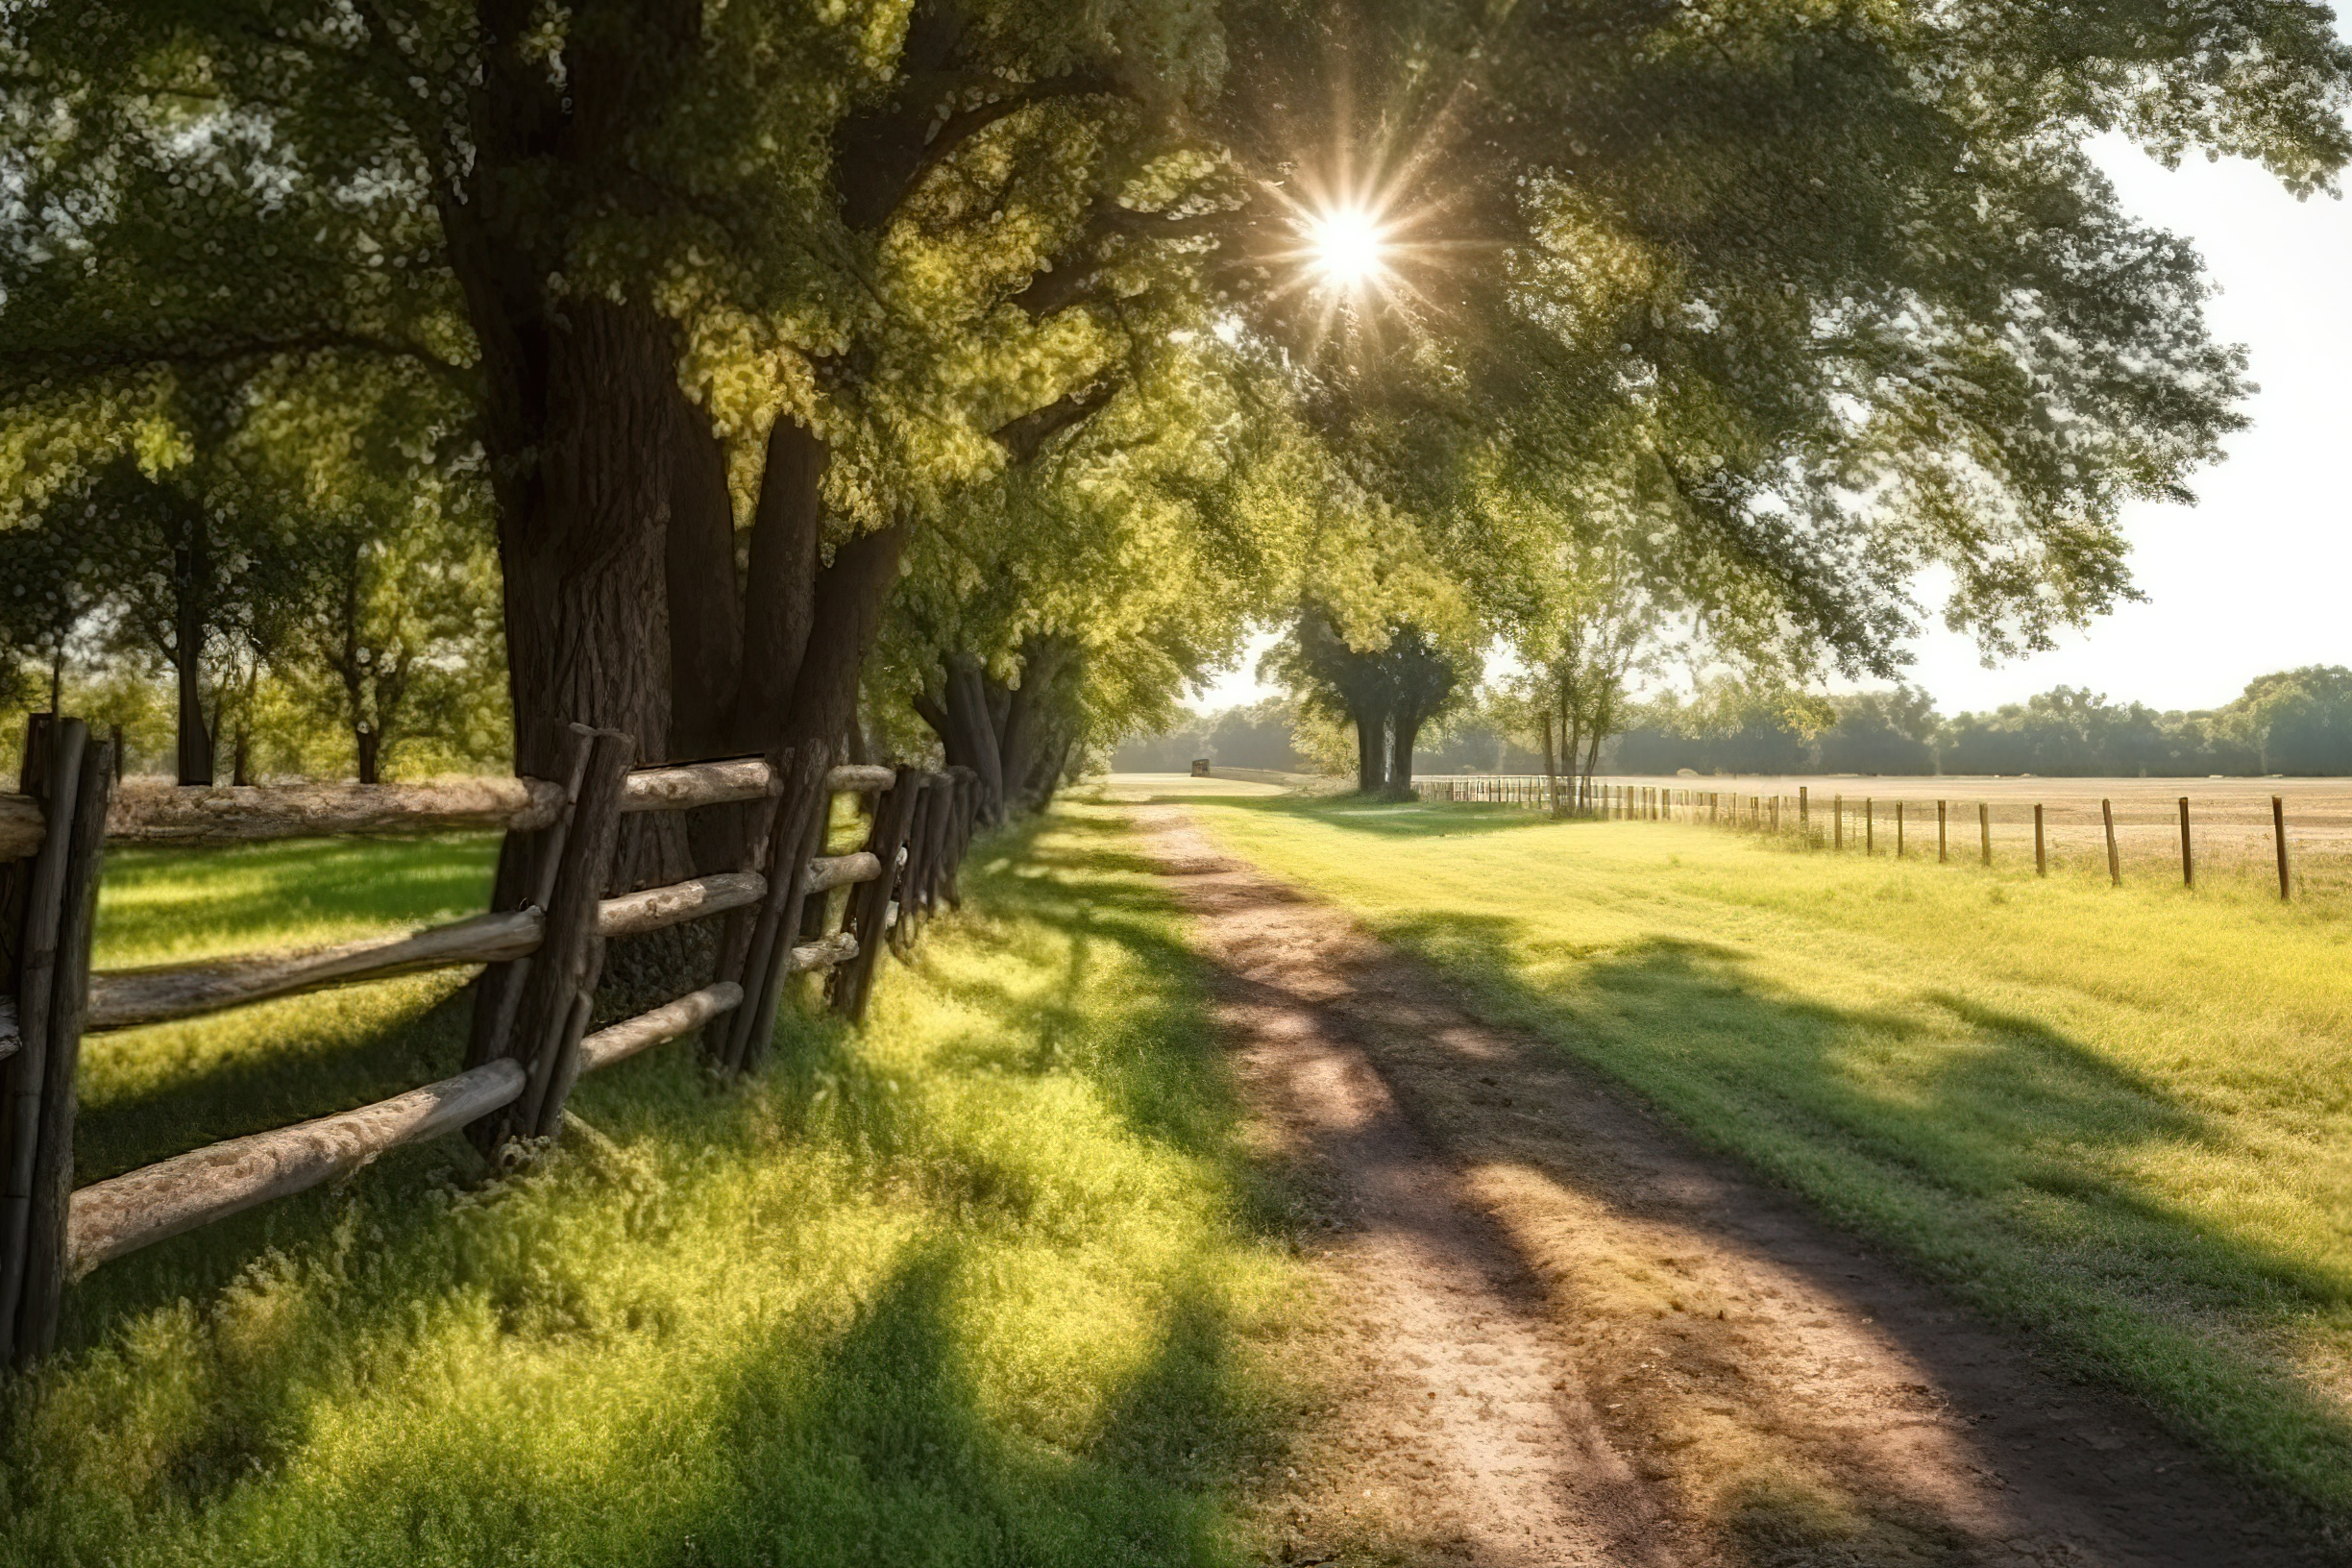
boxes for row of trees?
[1615,669,2352,778]
[1149,665,2352,783]
[0,436,502,784]
[6,0,2347,992]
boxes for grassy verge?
[1159,783,2352,1521]
[2,801,1311,1566]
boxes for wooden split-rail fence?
[0,715,985,1369]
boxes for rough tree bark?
[172,522,213,787]
[1351,698,1389,795]
[1387,705,1430,796]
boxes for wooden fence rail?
[0,719,982,1371]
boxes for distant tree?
[280,510,505,783]
[1269,609,1477,796]
[1205,698,1310,772]
[80,456,304,786]
[1618,679,1825,775]
[2221,668,2352,775]
[1816,689,1941,775]
[0,487,110,712]
[1505,537,1673,808]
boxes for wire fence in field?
[1411,772,2352,901]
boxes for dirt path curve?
[1136,807,2340,1568]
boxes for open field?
[1112,774,2352,1522]
[3,804,1313,1566]
[1418,772,2352,894]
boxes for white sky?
[1186,130,2352,720]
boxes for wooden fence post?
[1865,798,1874,856]
[15,731,111,1361]
[2102,799,2120,887]
[1833,795,1843,850]
[2034,804,2046,877]
[2,719,111,1365]
[2178,796,2193,890]
[465,724,596,1078]
[1937,800,1948,864]
[470,727,632,1152]
[2272,795,2291,901]
[943,768,979,908]
[1798,786,1807,835]
[724,743,836,1075]
[1979,803,1991,866]
[832,766,925,1023]
[1895,801,1904,858]
[0,714,76,1364]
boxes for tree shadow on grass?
[687,1245,1277,1568]
[1362,903,2352,1522]
[71,980,475,1183]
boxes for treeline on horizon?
[1118,666,2352,778]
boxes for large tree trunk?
[943,654,1006,821]
[172,526,212,787]
[1388,709,1426,796]
[1541,708,1558,817]
[1351,699,1388,794]
[355,726,380,785]
[493,299,682,894]
[995,636,1069,815]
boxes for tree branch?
[836,69,1128,233]
[991,379,1121,463]
[0,330,476,399]
[1004,203,1245,319]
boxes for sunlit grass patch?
[1,803,1310,1566]
[1183,792,2352,1520]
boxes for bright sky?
[1188,130,2352,720]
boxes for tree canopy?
[3,0,2348,827]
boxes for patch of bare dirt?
[1139,806,2343,1567]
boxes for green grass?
[3,803,1310,1565]
[1165,786,2352,1521]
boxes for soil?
[1134,806,2347,1567]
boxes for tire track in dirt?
[1139,807,2343,1567]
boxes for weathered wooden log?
[86,911,546,1034]
[596,871,766,940]
[576,983,743,1075]
[620,758,776,814]
[825,764,896,794]
[105,776,568,846]
[0,795,43,861]
[790,931,857,973]
[13,730,112,1360]
[0,998,17,1064]
[64,1058,527,1278]
[803,851,880,895]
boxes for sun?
[1305,205,1392,290]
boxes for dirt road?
[1137,806,2342,1566]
